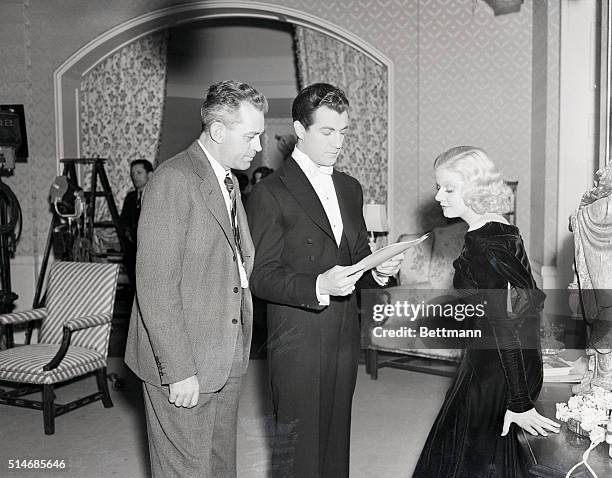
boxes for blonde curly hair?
[434,146,513,215]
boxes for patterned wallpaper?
[295,25,389,204]
[0,0,550,257]
[1,0,183,256]
[1,0,33,254]
[417,0,533,245]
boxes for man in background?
[119,159,153,288]
[251,165,274,185]
[125,80,267,477]
[247,83,402,477]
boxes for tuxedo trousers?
[143,325,244,478]
[268,297,360,478]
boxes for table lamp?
[363,203,388,251]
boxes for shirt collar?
[198,139,230,183]
[292,146,334,178]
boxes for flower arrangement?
[556,386,612,436]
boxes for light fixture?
[483,0,523,16]
[363,203,388,251]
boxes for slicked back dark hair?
[200,80,268,131]
[292,83,349,129]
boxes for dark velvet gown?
[413,222,545,478]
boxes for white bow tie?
[313,165,333,176]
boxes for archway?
[53,0,395,220]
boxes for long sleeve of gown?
[475,239,542,413]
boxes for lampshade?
[363,204,388,232]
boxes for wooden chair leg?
[368,349,379,380]
[96,368,113,408]
[43,384,55,435]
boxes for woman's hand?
[501,408,561,437]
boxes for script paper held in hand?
[355,233,430,271]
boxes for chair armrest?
[64,313,112,332]
[43,314,111,371]
[44,328,72,371]
[0,308,48,325]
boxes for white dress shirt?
[292,147,344,246]
[292,147,388,305]
[198,140,248,288]
[294,147,351,305]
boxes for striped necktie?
[224,173,243,260]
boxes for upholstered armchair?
[0,261,120,434]
[363,221,467,379]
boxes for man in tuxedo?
[125,80,267,477]
[246,83,402,477]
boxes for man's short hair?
[292,83,349,129]
[130,159,153,173]
[200,80,268,131]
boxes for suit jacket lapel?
[280,158,335,243]
[186,142,234,249]
[333,172,357,251]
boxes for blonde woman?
[413,147,559,477]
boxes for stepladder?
[26,158,128,344]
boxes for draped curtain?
[294,26,388,204]
[80,31,168,224]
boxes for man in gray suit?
[125,80,267,477]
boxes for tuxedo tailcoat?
[246,157,379,477]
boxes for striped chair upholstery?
[0,261,120,434]
[0,344,105,384]
[39,261,118,357]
